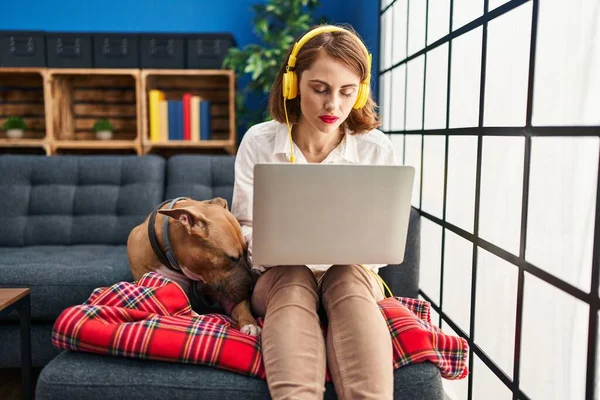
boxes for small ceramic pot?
[6,129,24,139]
[95,130,113,140]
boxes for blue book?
[167,100,184,140]
[200,100,212,140]
[175,101,184,140]
[167,101,179,140]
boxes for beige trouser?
[251,264,393,400]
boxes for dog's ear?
[205,197,228,209]
[158,207,208,235]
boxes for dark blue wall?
[1,0,380,131]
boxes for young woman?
[231,24,398,400]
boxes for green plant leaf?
[255,17,269,36]
[2,116,27,130]
[93,119,114,132]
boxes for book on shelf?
[167,100,183,140]
[148,90,165,142]
[190,95,200,142]
[200,99,212,141]
[182,93,192,141]
[159,100,168,142]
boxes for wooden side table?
[0,289,32,400]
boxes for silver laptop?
[252,163,415,266]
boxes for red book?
[182,93,192,140]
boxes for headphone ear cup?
[353,82,369,109]
[282,71,298,100]
[288,71,298,99]
[360,84,369,108]
[282,71,291,99]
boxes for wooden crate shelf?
[0,68,48,142]
[140,69,236,155]
[0,67,237,156]
[48,69,141,154]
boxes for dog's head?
[157,197,254,304]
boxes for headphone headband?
[286,25,372,81]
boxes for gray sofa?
[0,154,443,399]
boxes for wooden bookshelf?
[47,68,141,155]
[140,69,237,155]
[0,68,50,154]
[0,67,237,156]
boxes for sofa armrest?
[378,207,420,298]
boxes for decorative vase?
[95,130,113,140]
[6,129,24,139]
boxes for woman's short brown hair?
[268,24,380,134]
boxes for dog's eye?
[229,256,240,263]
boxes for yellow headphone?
[282,25,373,163]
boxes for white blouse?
[231,119,399,275]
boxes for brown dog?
[127,197,260,336]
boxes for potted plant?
[93,119,114,140]
[223,0,325,133]
[2,116,27,139]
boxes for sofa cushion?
[36,351,445,400]
[0,245,133,320]
[0,155,165,246]
[166,155,235,206]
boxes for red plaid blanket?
[52,272,468,381]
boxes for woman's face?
[298,53,362,135]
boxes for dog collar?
[147,197,188,272]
